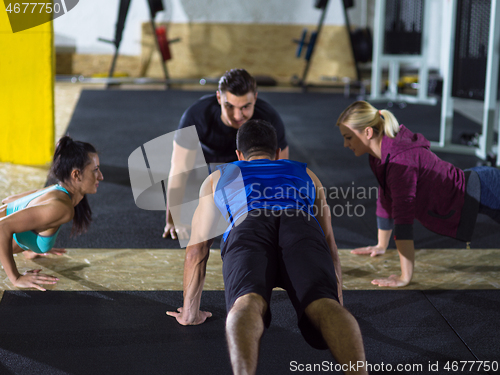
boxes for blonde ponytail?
[336,101,400,138]
[378,109,399,138]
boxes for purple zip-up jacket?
[369,125,466,240]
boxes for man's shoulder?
[236,159,306,170]
[253,97,281,122]
[254,97,275,111]
[180,93,220,131]
[187,93,218,111]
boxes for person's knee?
[305,298,345,326]
[229,293,268,317]
[306,297,340,313]
[305,298,363,346]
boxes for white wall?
[54,0,149,54]
[54,0,443,70]
[165,0,346,24]
[54,0,349,55]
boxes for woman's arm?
[369,161,418,286]
[2,189,39,204]
[0,200,72,290]
[351,228,392,256]
[371,239,415,287]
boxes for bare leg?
[11,239,24,254]
[305,298,367,375]
[225,293,267,375]
[23,250,40,259]
[23,248,67,259]
[12,238,41,259]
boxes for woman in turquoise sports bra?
[0,136,103,291]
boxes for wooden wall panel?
[141,23,357,83]
[58,23,357,84]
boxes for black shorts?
[221,209,339,350]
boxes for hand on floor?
[166,307,212,325]
[371,274,409,287]
[351,245,386,257]
[13,269,59,291]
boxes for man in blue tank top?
[168,120,367,375]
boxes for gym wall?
[60,23,357,83]
[0,5,54,165]
[54,0,443,83]
[139,22,357,83]
[54,0,362,83]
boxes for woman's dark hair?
[218,69,257,96]
[236,119,277,159]
[50,136,97,236]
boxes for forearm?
[0,231,20,282]
[167,142,197,224]
[166,180,189,225]
[395,240,415,283]
[166,207,173,224]
[182,243,211,320]
[377,228,392,249]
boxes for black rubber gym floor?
[0,290,498,374]
[2,90,496,375]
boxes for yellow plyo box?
[0,2,54,165]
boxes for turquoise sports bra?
[6,184,71,254]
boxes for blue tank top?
[214,159,320,241]
[6,184,71,253]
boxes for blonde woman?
[336,101,500,287]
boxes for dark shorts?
[221,209,339,350]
